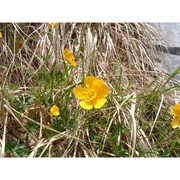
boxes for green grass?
[0,23,180,157]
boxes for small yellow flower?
[171,104,180,116]
[171,117,180,128]
[74,76,109,110]
[63,48,77,67]
[171,104,180,128]
[48,22,60,29]
[0,32,2,38]
[50,105,60,116]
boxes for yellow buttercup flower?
[63,48,77,67]
[171,117,180,128]
[171,104,180,128]
[0,32,2,38]
[50,105,60,116]
[74,76,109,110]
[48,22,60,29]
[171,104,180,116]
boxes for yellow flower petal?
[171,104,180,116]
[50,105,60,116]
[93,79,109,97]
[74,76,109,110]
[94,98,107,109]
[171,116,180,128]
[66,53,74,60]
[79,100,93,110]
[0,32,2,38]
[63,48,74,60]
[63,48,77,67]
[84,76,98,88]
[70,60,77,67]
[74,85,86,100]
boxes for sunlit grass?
[0,23,179,157]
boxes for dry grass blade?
[129,93,137,157]
[0,109,8,157]
[149,94,164,136]
[28,138,45,158]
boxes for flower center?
[85,88,97,101]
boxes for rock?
[153,23,180,80]
[154,23,180,47]
[155,51,180,80]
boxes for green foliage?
[14,95,34,112]
[5,139,30,157]
[107,124,130,157]
[24,120,39,134]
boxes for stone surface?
[154,23,180,46]
[153,23,180,80]
[155,51,180,80]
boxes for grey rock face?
[153,23,180,80]
[155,51,180,80]
[155,23,180,47]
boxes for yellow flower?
[0,32,2,38]
[74,76,109,110]
[50,105,60,116]
[48,22,60,29]
[63,48,77,67]
[171,104,180,128]
[171,104,180,116]
[171,117,180,128]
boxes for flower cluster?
[49,39,108,115]
[171,104,180,128]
